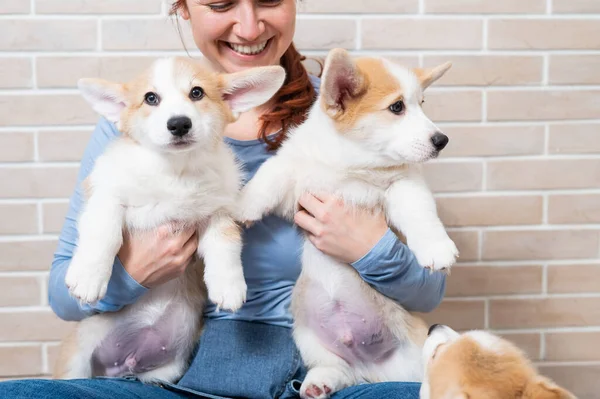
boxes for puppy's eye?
[389,100,405,115]
[421,98,426,105]
[190,86,205,101]
[144,92,160,106]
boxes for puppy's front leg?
[65,191,124,303]
[385,170,458,271]
[199,215,246,312]
[237,156,293,223]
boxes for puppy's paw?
[205,268,247,312]
[65,258,111,303]
[411,236,459,273]
[300,368,347,399]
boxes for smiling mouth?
[225,39,271,56]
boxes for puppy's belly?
[92,322,176,377]
[91,299,194,377]
[303,280,399,366]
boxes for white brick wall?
[1,1,599,396]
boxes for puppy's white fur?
[238,48,456,398]
[56,57,285,382]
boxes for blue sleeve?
[351,228,446,313]
[48,118,148,322]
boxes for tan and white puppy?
[421,325,577,399]
[238,48,457,398]
[55,57,285,382]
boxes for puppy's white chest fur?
[92,139,239,232]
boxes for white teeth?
[229,40,268,55]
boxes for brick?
[483,230,600,261]
[299,0,418,13]
[36,0,163,14]
[0,277,41,307]
[0,240,57,271]
[42,202,69,234]
[539,365,599,399]
[488,90,600,121]
[416,300,485,331]
[0,167,78,199]
[423,55,543,86]
[102,19,198,51]
[0,346,42,377]
[0,0,30,14]
[548,264,600,293]
[448,231,479,262]
[548,194,600,224]
[0,204,38,234]
[425,0,545,13]
[0,95,97,126]
[437,195,543,227]
[550,55,600,85]
[0,311,71,341]
[294,19,356,50]
[424,162,483,192]
[0,132,34,162]
[46,343,61,375]
[446,265,543,297]
[489,19,600,50]
[0,20,96,51]
[487,159,600,190]
[441,125,545,157]
[38,130,92,161]
[362,19,482,50]
[498,333,541,361]
[490,297,600,328]
[546,332,600,361]
[0,58,32,88]
[549,124,600,154]
[553,0,600,13]
[37,56,157,88]
[423,91,482,122]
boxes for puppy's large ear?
[524,376,576,399]
[320,48,366,117]
[413,62,452,90]
[220,66,286,116]
[77,78,127,123]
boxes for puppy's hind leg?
[294,325,356,399]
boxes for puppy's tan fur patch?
[428,334,576,399]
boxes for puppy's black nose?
[428,324,442,336]
[167,116,192,137]
[431,133,449,151]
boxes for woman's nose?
[233,2,266,42]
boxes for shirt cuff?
[80,257,148,314]
[351,228,398,273]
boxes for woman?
[0,1,445,398]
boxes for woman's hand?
[294,193,388,264]
[117,225,198,289]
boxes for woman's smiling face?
[181,0,297,73]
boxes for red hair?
[170,0,317,151]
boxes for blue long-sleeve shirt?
[49,78,446,326]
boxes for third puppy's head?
[77,57,285,153]
[319,48,451,164]
[421,324,576,399]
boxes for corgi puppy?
[421,325,577,399]
[54,56,285,383]
[237,48,458,398]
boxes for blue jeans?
[0,319,420,399]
